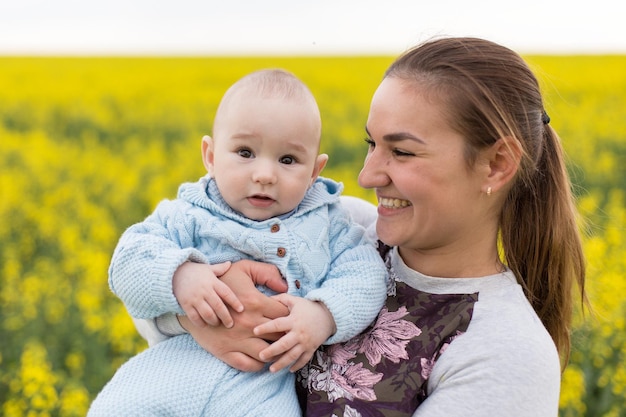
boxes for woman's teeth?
[379,198,411,208]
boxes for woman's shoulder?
[446,273,560,374]
[470,273,554,343]
[405,267,560,369]
[425,279,561,412]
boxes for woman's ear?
[201,135,215,176]
[484,137,522,194]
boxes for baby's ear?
[201,135,215,176]
[311,154,329,181]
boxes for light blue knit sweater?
[88,175,388,416]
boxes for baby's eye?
[279,155,296,165]
[237,148,253,158]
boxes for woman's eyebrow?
[365,126,425,144]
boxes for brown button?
[277,247,286,257]
[295,280,301,289]
[270,224,280,233]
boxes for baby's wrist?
[316,301,337,338]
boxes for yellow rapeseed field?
[1,54,625,416]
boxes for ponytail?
[501,124,586,366]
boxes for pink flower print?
[310,344,382,402]
[327,362,383,402]
[307,356,331,393]
[306,306,422,403]
[421,330,465,380]
[342,405,363,417]
[326,342,358,366]
[347,306,422,365]
[420,356,435,380]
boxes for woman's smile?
[379,197,412,209]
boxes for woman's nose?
[358,150,388,189]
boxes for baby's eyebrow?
[284,141,309,154]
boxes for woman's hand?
[180,259,289,372]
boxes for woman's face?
[359,77,490,261]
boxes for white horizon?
[1,0,624,56]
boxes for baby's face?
[208,95,323,220]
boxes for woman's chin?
[376,224,401,248]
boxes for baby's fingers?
[186,306,215,328]
[260,335,304,373]
[215,281,244,314]
[260,345,310,372]
[208,282,244,328]
[253,316,288,338]
[257,325,294,360]
[203,295,234,328]
[288,350,315,372]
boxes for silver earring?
[486,187,492,196]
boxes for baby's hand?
[173,262,243,328]
[254,294,336,372]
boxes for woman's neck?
[397,244,504,279]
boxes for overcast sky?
[1,0,624,55]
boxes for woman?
[167,37,587,416]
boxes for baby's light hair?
[213,69,321,142]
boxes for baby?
[88,69,387,416]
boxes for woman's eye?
[279,155,295,165]
[364,138,375,148]
[393,148,414,157]
[237,149,253,158]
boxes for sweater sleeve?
[108,199,209,319]
[304,202,388,344]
